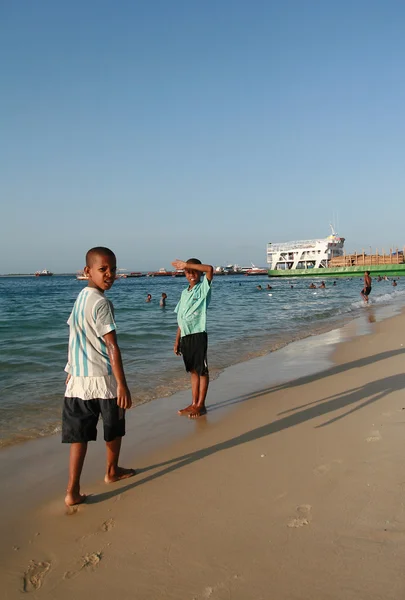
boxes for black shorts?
[362,286,372,296]
[62,397,126,443]
[180,332,209,376]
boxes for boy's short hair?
[186,258,201,265]
[86,247,116,267]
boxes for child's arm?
[103,330,132,409]
[174,326,182,356]
[171,260,214,282]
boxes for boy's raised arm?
[171,259,214,282]
[103,330,132,409]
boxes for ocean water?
[0,274,404,448]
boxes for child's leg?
[178,370,200,414]
[191,370,200,405]
[189,373,209,419]
[198,373,209,408]
[100,400,136,483]
[104,437,137,483]
[65,442,88,506]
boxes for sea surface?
[0,273,404,448]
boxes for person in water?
[145,293,152,303]
[62,247,135,506]
[361,271,372,303]
[160,292,167,307]
[172,258,213,419]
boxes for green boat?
[268,264,405,278]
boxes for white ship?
[267,226,345,272]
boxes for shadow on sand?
[87,348,405,505]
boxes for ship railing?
[268,239,329,252]
[329,248,405,267]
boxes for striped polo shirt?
[65,287,116,377]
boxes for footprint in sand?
[23,560,51,592]
[101,518,115,532]
[314,464,331,475]
[314,459,343,475]
[81,552,103,569]
[63,552,103,580]
[366,430,382,442]
[288,504,312,528]
[65,504,80,516]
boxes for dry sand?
[2,310,405,599]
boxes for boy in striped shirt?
[62,247,135,506]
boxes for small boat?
[35,269,53,276]
[115,268,129,279]
[125,272,145,278]
[147,268,173,277]
[76,269,129,281]
[244,264,268,276]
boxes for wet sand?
[1,308,405,599]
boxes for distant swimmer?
[146,293,152,303]
[266,284,272,290]
[319,281,326,289]
[309,283,316,289]
[257,285,262,290]
[160,292,167,307]
[392,280,398,287]
[333,281,337,286]
[361,271,372,303]
[290,285,294,289]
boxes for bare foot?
[65,492,87,506]
[178,404,195,415]
[104,467,136,484]
[188,406,207,419]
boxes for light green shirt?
[174,276,212,336]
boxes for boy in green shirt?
[171,258,214,418]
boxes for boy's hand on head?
[117,384,132,409]
[171,259,187,270]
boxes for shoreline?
[0,302,398,518]
[2,305,405,597]
[2,287,404,450]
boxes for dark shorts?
[180,332,209,376]
[362,286,372,296]
[62,397,126,443]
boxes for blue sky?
[1,1,404,273]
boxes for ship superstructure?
[267,228,345,272]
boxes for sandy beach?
[2,309,405,599]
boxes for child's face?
[85,254,117,292]
[185,268,201,288]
